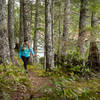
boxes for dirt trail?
[7,70,51,100]
[28,70,51,98]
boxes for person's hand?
[33,54,36,57]
[19,58,22,62]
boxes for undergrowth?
[0,64,33,100]
[30,66,100,100]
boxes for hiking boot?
[25,70,28,73]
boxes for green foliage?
[0,64,32,99]
[55,48,90,75]
[2,92,9,100]
[38,75,100,100]
[28,64,45,76]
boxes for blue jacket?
[19,45,34,58]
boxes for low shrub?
[55,48,90,76]
[0,64,32,100]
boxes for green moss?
[28,65,45,76]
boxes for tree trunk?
[63,0,70,40]
[23,0,33,64]
[45,0,54,71]
[0,0,10,64]
[62,0,70,56]
[8,0,15,63]
[58,4,61,56]
[57,1,62,66]
[23,0,31,41]
[91,12,98,29]
[19,0,24,46]
[88,12,100,72]
[33,0,40,62]
[78,0,88,57]
[51,0,54,50]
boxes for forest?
[0,0,100,100]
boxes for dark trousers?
[21,56,29,70]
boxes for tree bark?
[45,0,54,71]
[88,12,100,72]
[0,0,10,64]
[62,0,70,56]
[8,0,15,63]
[23,0,33,64]
[63,0,70,40]
[19,0,24,46]
[78,0,88,57]
[91,12,98,29]
[58,3,61,56]
[56,1,62,65]
[33,0,40,62]
[23,0,31,41]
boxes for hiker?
[19,39,35,73]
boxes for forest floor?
[22,66,100,100]
[0,64,100,100]
[28,69,51,98]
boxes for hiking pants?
[21,56,29,70]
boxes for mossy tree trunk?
[19,0,24,46]
[0,0,10,64]
[78,0,88,57]
[23,0,33,64]
[62,0,70,56]
[33,0,40,62]
[45,0,54,71]
[23,0,31,41]
[88,11,100,72]
[8,0,15,64]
